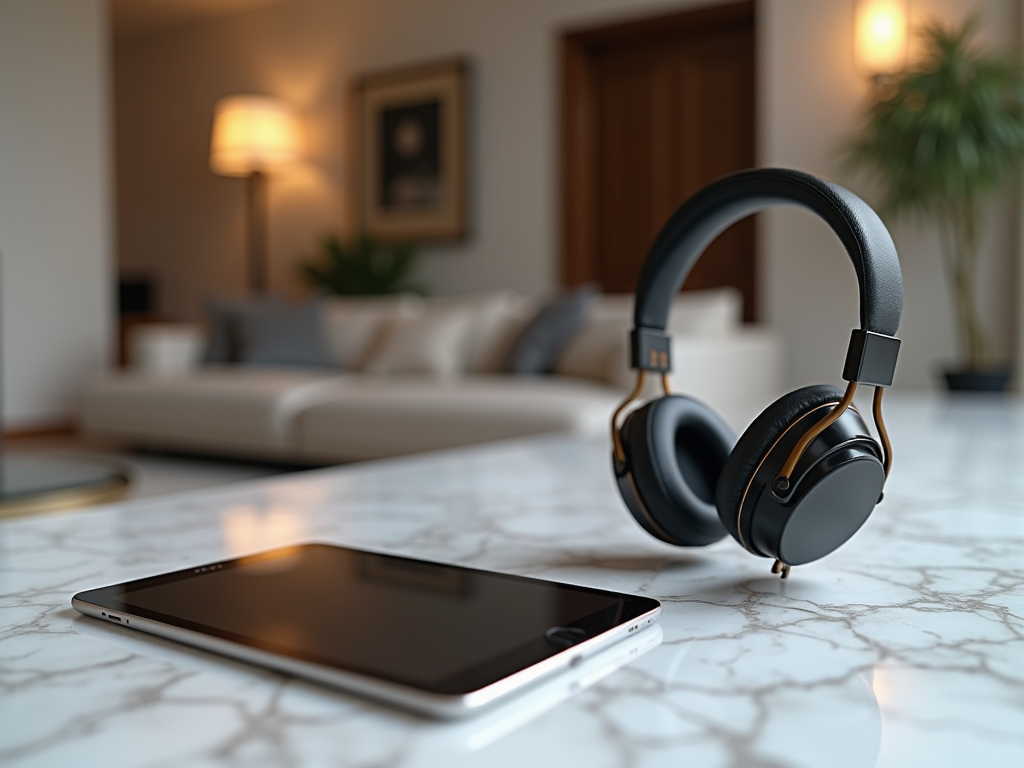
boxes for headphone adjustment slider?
[843,330,900,387]
[631,328,672,372]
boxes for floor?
[3,433,306,502]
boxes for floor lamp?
[209,95,302,294]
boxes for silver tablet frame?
[72,558,661,719]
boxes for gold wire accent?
[611,370,674,463]
[771,559,792,579]
[873,386,892,480]
[736,401,835,553]
[775,380,859,489]
[611,371,647,464]
[661,372,673,395]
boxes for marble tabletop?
[1,394,1022,768]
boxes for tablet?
[72,543,661,718]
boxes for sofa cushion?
[235,300,330,367]
[502,285,598,375]
[425,291,524,373]
[80,369,348,456]
[321,294,423,369]
[294,376,622,461]
[554,317,627,384]
[590,287,742,335]
[361,306,476,376]
[556,287,746,387]
[203,295,281,363]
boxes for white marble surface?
[1,394,1022,767]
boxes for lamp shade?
[855,0,909,77]
[209,95,302,177]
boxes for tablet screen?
[74,543,659,695]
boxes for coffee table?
[0,394,1021,767]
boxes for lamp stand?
[246,170,269,294]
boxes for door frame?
[560,1,756,291]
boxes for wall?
[115,0,1019,391]
[0,0,113,429]
[114,0,718,313]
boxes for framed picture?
[356,58,468,242]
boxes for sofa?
[81,289,782,463]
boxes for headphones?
[612,168,903,578]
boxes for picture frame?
[356,58,468,243]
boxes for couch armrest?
[128,323,204,375]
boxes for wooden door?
[562,2,757,320]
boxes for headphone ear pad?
[715,384,845,547]
[623,395,736,546]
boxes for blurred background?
[1,0,1020,435]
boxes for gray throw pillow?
[203,296,281,363]
[234,300,329,368]
[502,285,598,375]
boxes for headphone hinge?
[631,328,672,372]
[843,329,900,386]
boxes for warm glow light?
[855,0,909,76]
[221,503,308,556]
[209,95,302,177]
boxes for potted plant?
[843,17,1024,390]
[299,234,423,295]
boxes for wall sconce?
[210,95,302,294]
[855,0,909,83]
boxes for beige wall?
[115,0,1019,391]
[0,0,113,429]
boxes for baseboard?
[4,423,77,441]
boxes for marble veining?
[1,394,1022,767]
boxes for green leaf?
[297,233,424,296]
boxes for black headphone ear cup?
[622,395,736,546]
[715,385,845,549]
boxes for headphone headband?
[631,168,903,386]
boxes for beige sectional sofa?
[81,289,782,463]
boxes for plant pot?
[942,366,1013,392]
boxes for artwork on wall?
[356,58,468,242]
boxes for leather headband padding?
[633,168,903,336]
